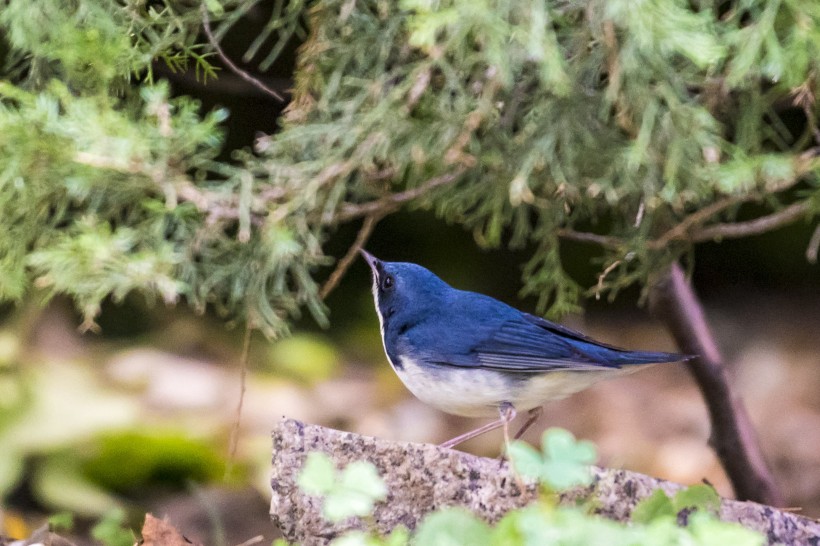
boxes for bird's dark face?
[360,250,448,334]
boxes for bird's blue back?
[372,260,681,374]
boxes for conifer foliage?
[0,0,818,336]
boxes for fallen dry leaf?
[140,513,202,546]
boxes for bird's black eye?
[381,275,394,290]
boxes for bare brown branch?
[649,195,748,249]
[557,199,814,252]
[689,201,813,243]
[201,4,285,102]
[649,264,784,506]
[315,170,465,295]
[320,214,383,299]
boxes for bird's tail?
[609,349,693,366]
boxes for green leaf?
[298,455,387,523]
[91,509,135,546]
[688,512,766,546]
[540,428,597,490]
[297,452,336,495]
[414,507,492,546]
[383,526,410,546]
[322,494,361,523]
[329,530,372,546]
[672,484,721,515]
[509,429,597,491]
[542,429,597,465]
[324,489,377,523]
[340,461,388,500]
[323,461,387,522]
[631,488,675,524]
[507,441,544,482]
[507,505,560,544]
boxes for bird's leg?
[513,406,543,440]
[499,401,516,449]
[440,403,517,449]
[439,416,508,449]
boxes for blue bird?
[360,250,688,448]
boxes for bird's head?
[359,250,449,327]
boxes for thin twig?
[556,228,622,248]
[320,213,383,299]
[557,199,814,250]
[337,170,465,222]
[689,201,812,243]
[595,260,622,300]
[649,195,748,249]
[226,326,252,479]
[201,4,285,102]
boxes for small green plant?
[90,508,135,546]
[632,483,721,524]
[507,427,597,491]
[291,429,765,546]
[297,452,388,523]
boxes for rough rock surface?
[270,418,820,545]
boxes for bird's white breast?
[395,356,516,417]
[394,356,640,418]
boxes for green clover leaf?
[509,428,597,492]
[297,452,336,496]
[297,453,387,523]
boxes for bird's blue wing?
[421,311,682,373]
[471,314,622,372]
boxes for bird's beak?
[359,249,381,273]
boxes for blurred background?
[1,4,820,543]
